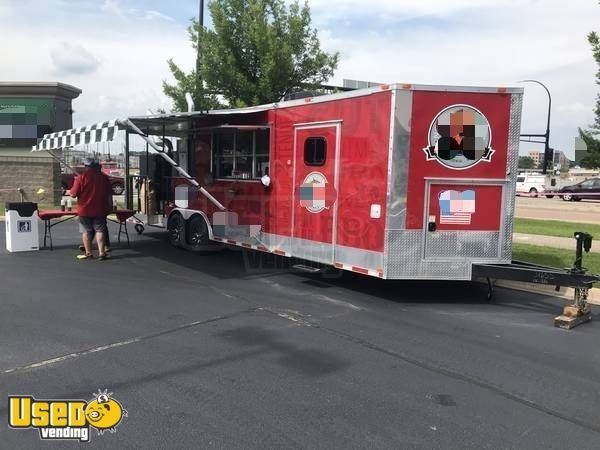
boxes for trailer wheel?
[167,213,185,248]
[186,215,210,251]
[111,182,124,195]
[545,195,554,199]
[134,224,144,235]
[529,188,538,197]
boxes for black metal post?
[196,0,205,109]
[520,79,552,173]
[196,0,204,78]
[124,130,131,209]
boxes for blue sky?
[1,0,599,158]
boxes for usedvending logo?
[8,389,127,442]
[424,104,494,170]
[299,172,330,213]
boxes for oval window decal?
[423,104,495,170]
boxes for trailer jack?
[554,232,594,329]
[472,231,597,329]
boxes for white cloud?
[51,42,101,75]
[557,103,591,115]
[101,0,122,15]
[306,0,506,22]
[143,10,175,22]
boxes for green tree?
[162,59,222,112]
[163,0,339,111]
[579,128,600,168]
[589,31,600,132]
[578,30,600,168]
[518,156,535,169]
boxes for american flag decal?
[439,190,475,225]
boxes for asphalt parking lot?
[1,221,600,449]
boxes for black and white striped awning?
[32,120,120,152]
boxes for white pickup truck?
[516,174,546,197]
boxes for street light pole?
[196,0,204,78]
[196,0,204,109]
[520,79,552,174]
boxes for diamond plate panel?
[386,231,471,279]
[425,232,500,259]
[502,93,523,260]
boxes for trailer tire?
[134,224,144,235]
[167,213,185,248]
[186,215,211,251]
[111,182,124,195]
[529,187,538,197]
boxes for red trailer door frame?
[291,122,341,264]
[422,178,510,261]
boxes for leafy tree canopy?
[518,156,536,169]
[163,0,339,110]
[574,29,600,168]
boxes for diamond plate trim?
[386,230,472,279]
[502,93,523,260]
[425,232,500,259]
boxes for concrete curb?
[493,280,600,306]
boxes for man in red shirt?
[68,159,112,260]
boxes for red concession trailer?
[31,83,599,327]
[136,83,524,281]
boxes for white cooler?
[5,202,39,252]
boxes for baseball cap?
[84,158,99,167]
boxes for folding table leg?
[117,221,130,247]
[124,222,130,247]
[43,220,53,250]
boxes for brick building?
[0,82,81,205]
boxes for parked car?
[62,165,125,195]
[99,160,125,178]
[556,177,600,201]
[516,173,546,197]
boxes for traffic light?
[543,147,554,173]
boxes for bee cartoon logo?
[85,390,127,435]
[8,389,127,442]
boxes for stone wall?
[0,156,61,207]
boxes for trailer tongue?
[473,232,597,329]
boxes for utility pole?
[519,79,553,174]
[196,0,205,109]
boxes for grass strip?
[514,218,600,239]
[512,242,600,275]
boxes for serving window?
[212,128,270,180]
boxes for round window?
[424,105,494,169]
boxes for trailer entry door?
[292,124,340,264]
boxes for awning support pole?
[44,149,75,173]
[125,130,132,210]
[120,119,225,211]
